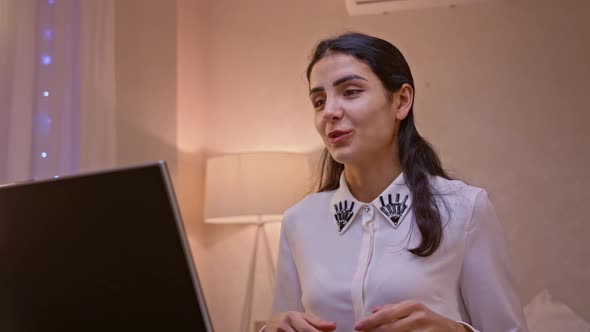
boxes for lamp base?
[241,222,276,332]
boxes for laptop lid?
[0,161,214,332]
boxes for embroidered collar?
[329,172,412,234]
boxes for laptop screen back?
[0,162,213,332]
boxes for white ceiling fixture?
[345,0,489,16]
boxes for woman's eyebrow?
[309,74,367,95]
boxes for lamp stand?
[240,220,277,332]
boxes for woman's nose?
[322,99,343,120]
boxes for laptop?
[0,161,214,332]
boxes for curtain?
[0,0,115,184]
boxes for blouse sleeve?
[459,190,529,331]
[271,218,304,314]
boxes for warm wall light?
[204,152,311,224]
[204,152,311,332]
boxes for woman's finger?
[354,302,420,331]
[264,321,296,332]
[290,317,326,332]
[276,325,297,332]
[302,313,337,331]
[373,315,417,332]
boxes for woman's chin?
[329,148,358,165]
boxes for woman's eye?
[313,99,325,109]
[344,89,361,97]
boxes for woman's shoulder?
[430,175,486,202]
[430,175,491,226]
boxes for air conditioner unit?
[345,0,488,16]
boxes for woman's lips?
[327,130,352,144]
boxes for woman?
[264,32,528,332]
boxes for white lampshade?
[204,152,312,224]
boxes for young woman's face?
[309,53,399,166]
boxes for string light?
[37,0,55,170]
[36,0,79,178]
[41,54,52,65]
[43,29,53,40]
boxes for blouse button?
[364,206,371,213]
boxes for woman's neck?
[343,155,402,203]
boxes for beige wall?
[114,0,590,331]
[193,0,590,330]
[175,0,210,318]
[114,0,177,174]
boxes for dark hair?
[307,32,451,257]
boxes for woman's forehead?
[309,53,373,85]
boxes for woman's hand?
[353,301,469,332]
[264,311,337,332]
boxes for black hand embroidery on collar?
[379,193,408,228]
[334,200,355,232]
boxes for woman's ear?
[393,83,414,121]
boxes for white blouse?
[271,172,528,332]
